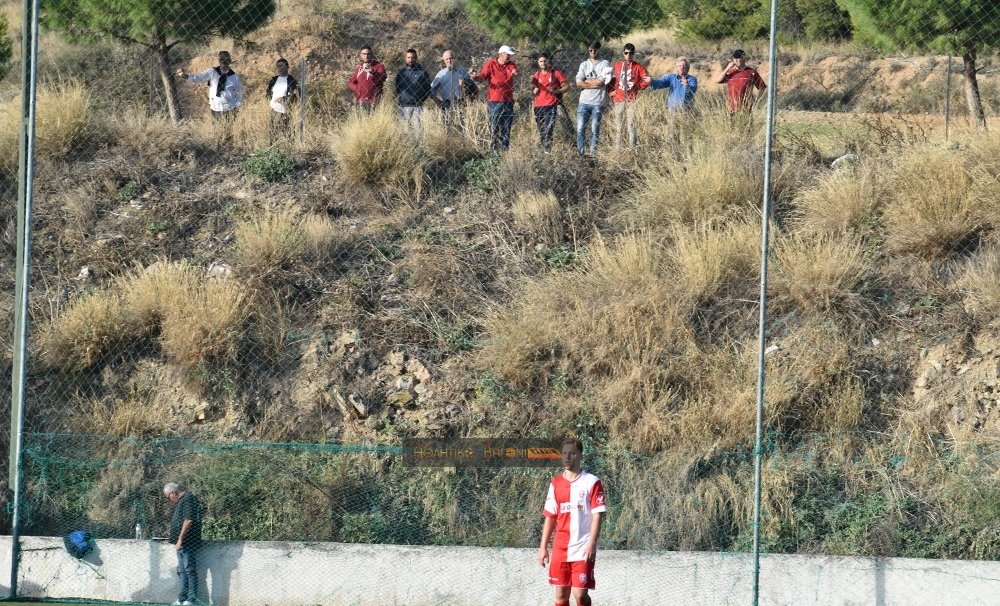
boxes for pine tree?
[467,0,662,50]
[42,0,276,122]
[840,0,1000,129]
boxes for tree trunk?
[155,34,182,123]
[963,46,987,130]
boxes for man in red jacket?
[715,49,766,113]
[474,45,518,151]
[609,43,651,149]
[531,52,569,153]
[348,46,387,110]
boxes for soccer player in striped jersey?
[538,438,607,606]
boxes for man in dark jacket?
[396,48,432,138]
[348,46,387,110]
[164,482,203,606]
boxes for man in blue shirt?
[649,56,698,111]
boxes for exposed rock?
[207,262,232,278]
[830,153,859,169]
[406,358,432,383]
[387,390,416,408]
[335,330,360,354]
[395,374,417,392]
[77,266,92,280]
[385,350,407,374]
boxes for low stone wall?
[1,536,999,605]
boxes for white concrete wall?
[1,536,1000,605]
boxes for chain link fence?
[3,0,1000,603]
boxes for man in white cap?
[474,45,518,150]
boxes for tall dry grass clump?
[478,234,696,449]
[884,146,983,257]
[512,190,563,245]
[160,277,247,368]
[122,261,249,368]
[960,246,1000,320]
[790,163,884,236]
[334,107,420,188]
[39,291,133,372]
[0,81,91,170]
[234,207,337,271]
[419,110,480,162]
[667,219,758,305]
[772,233,869,313]
[633,149,763,227]
[121,261,200,335]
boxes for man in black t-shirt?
[164,482,202,606]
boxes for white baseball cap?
[498,45,516,56]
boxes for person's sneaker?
[182,601,193,606]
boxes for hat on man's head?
[732,49,747,59]
[498,45,516,56]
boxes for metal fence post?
[752,0,783,603]
[8,0,42,597]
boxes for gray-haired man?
[164,482,203,606]
[430,49,478,131]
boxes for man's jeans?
[176,546,198,603]
[613,101,638,148]
[576,103,603,154]
[399,105,423,141]
[534,105,557,152]
[487,101,514,151]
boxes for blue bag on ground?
[64,530,94,558]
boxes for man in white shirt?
[266,58,299,141]
[575,42,613,156]
[176,51,245,122]
[430,49,478,132]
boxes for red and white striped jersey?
[542,471,607,562]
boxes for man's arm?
[582,512,603,562]
[715,61,736,84]
[554,72,570,95]
[181,68,213,85]
[648,73,671,91]
[537,515,556,566]
[176,518,192,550]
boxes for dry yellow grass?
[334,106,421,189]
[511,190,562,245]
[667,219,758,305]
[122,261,249,368]
[791,163,884,236]
[160,275,247,368]
[235,207,338,270]
[884,146,983,257]
[0,80,91,171]
[960,245,1000,320]
[75,396,169,437]
[633,148,764,227]
[121,261,200,336]
[40,291,132,372]
[772,232,868,313]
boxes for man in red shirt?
[531,52,569,153]
[715,49,766,112]
[474,45,518,150]
[609,43,651,149]
[348,46,387,110]
[538,438,607,606]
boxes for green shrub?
[242,148,296,182]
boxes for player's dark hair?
[406,48,418,56]
[276,58,289,66]
[561,438,584,453]
[361,45,372,53]
[588,41,601,51]
[623,43,636,53]
[538,51,550,60]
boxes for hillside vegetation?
[2,0,1000,558]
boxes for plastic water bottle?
[135,523,143,540]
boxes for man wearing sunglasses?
[575,41,613,155]
[609,43,651,149]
